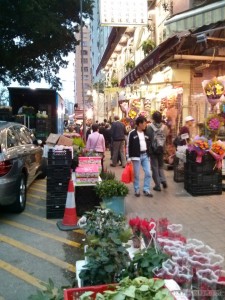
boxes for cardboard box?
[46,133,60,145]
[57,135,73,147]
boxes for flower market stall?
[64,209,225,300]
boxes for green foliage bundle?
[95,179,129,199]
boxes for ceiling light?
[194,63,210,71]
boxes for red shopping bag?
[121,164,131,183]
[128,163,134,182]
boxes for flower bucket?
[102,196,125,215]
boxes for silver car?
[0,121,46,213]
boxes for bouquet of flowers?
[209,140,225,169]
[204,79,224,99]
[189,136,211,163]
[206,114,223,132]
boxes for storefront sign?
[120,48,160,87]
[99,0,148,26]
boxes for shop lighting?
[194,63,210,71]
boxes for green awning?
[165,1,225,37]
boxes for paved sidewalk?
[104,150,225,266]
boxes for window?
[84,75,89,80]
[83,58,88,64]
[82,50,88,55]
[84,67,89,72]
[82,41,88,47]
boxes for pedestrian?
[146,111,168,192]
[173,115,194,147]
[86,123,105,170]
[110,116,126,168]
[127,116,153,197]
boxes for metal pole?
[80,0,86,142]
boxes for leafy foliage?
[80,277,173,299]
[95,179,129,198]
[121,247,170,279]
[0,0,94,88]
[100,169,116,181]
[28,278,65,300]
[79,209,132,286]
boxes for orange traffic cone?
[57,178,79,231]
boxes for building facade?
[75,26,92,111]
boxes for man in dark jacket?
[127,116,153,197]
[146,111,168,191]
[110,116,126,167]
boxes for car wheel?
[11,173,27,213]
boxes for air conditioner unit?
[194,63,210,71]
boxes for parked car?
[0,121,47,213]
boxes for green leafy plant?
[80,277,173,299]
[111,77,119,87]
[95,179,129,199]
[125,60,135,71]
[79,209,132,286]
[100,169,115,180]
[121,247,170,279]
[28,278,65,300]
[141,39,156,56]
[83,208,130,239]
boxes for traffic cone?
[57,178,79,231]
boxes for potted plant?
[79,209,132,286]
[141,39,156,56]
[125,60,135,71]
[111,77,119,87]
[95,179,129,215]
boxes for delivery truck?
[7,87,65,141]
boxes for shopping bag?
[128,163,134,182]
[121,164,131,183]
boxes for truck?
[7,87,65,141]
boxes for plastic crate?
[48,149,72,166]
[184,171,222,196]
[64,284,116,300]
[46,207,65,219]
[173,157,184,182]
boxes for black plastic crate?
[184,171,222,196]
[46,194,67,206]
[47,183,68,194]
[173,157,184,182]
[48,149,72,166]
[46,207,65,219]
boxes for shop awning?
[96,27,127,75]
[120,35,181,87]
[165,1,225,36]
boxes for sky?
[7,52,76,104]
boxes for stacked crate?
[184,151,222,196]
[46,149,72,219]
[173,156,184,183]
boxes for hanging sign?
[99,0,148,26]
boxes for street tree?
[0,0,94,89]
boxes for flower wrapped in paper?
[188,136,211,163]
[206,114,223,133]
[202,78,225,111]
[209,140,225,169]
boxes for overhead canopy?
[165,1,225,36]
[120,35,182,87]
[96,27,127,75]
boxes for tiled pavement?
[104,151,225,267]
